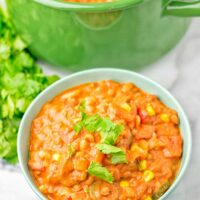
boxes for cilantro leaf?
[96,144,122,154]
[97,117,114,133]
[88,161,114,183]
[110,152,128,164]
[73,112,124,145]
[79,100,86,112]
[84,114,102,133]
[96,144,128,164]
[99,123,123,145]
[73,121,83,133]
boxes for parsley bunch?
[0,8,59,163]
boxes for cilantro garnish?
[110,152,128,164]
[73,110,123,145]
[74,101,126,183]
[96,143,122,154]
[73,121,83,134]
[88,161,114,183]
[96,144,128,164]
[73,101,126,166]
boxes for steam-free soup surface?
[29,80,182,200]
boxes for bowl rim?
[33,0,146,12]
[18,68,192,200]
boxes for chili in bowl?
[18,68,191,200]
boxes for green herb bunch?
[0,8,59,163]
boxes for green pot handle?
[163,0,200,17]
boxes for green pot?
[6,0,200,70]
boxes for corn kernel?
[146,104,155,116]
[131,144,138,151]
[160,113,170,122]
[120,180,129,187]
[121,103,131,111]
[143,170,155,182]
[131,144,144,153]
[145,196,152,200]
[52,153,61,161]
[138,160,147,171]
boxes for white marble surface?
[1,0,200,198]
